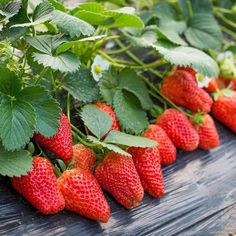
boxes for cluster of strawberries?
[11,66,236,223]
[162,66,236,135]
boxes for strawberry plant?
[0,0,236,223]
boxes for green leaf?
[72,3,109,25]
[113,90,148,134]
[80,105,112,139]
[26,34,67,54]
[56,35,106,54]
[0,144,32,177]
[153,2,177,20]
[0,99,36,151]
[33,52,80,73]
[104,7,144,28]
[62,68,99,102]
[99,68,119,105]
[153,43,219,77]
[158,25,187,46]
[18,86,61,137]
[191,0,213,15]
[51,10,95,37]
[87,135,131,157]
[118,69,153,110]
[184,13,223,49]
[73,2,106,13]
[48,0,66,12]
[0,67,21,96]
[0,1,21,19]
[33,1,54,21]
[73,10,110,25]
[0,27,27,42]
[99,68,152,110]
[12,14,52,28]
[123,27,158,47]
[104,130,157,147]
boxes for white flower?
[196,73,212,88]
[91,55,110,81]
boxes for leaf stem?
[35,67,48,85]
[215,12,236,28]
[114,39,163,78]
[71,124,87,138]
[35,141,47,158]
[98,49,166,70]
[72,130,100,148]
[220,25,236,40]
[107,45,132,55]
[187,0,193,17]
[213,6,233,14]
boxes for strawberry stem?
[35,140,47,158]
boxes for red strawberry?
[95,152,144,209]
[161,70,213,113]
[127,146,164,198]
[12,157,65,215]
[144,124,176,166]
[96,103,120,131]
[34,112,73,160]
[58,168,110,223]
[156,109,199,151]
[65,144,96,173]
[177,66,197,77]
[224,79,236,90]
[204,78,219,92]
[193,114,220,150]
[212,90,236,133]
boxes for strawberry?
[224,79,236,91]
[95,152,144,209]
[204,78,219,92]
[176,66,197,77]
[156,109,199,151]
[212,90,236,133]
[12,157,65,215]
[161,70,213,113]
[58,168,110,223]
[34,112,73,160]
[127,146,164,198]
[144,124,176,166]
[193,114,220,150]
[65,144,96,173]
[96,103,120,131]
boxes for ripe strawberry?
[65,144,96,173]
[212,90,236,133]
[224,79,236,90]
[58,168,110,223]
[204,78,219,92]
[193,114,220,150]
[161,70,213,113]
[144,125,176,166]
[95,152,144,209]
[176,66,197,77]
[34,112,73,160]
[96,103,120,132]
[12,157,65,215]
[127,146,164,198]
[156,109,199,151]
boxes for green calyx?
[213,89,233,101]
